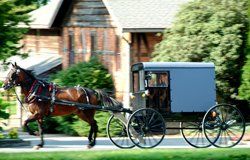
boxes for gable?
[63,0,116,28]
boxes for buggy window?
[133,70,145,92]
[133,72,139,92]
[148,73,169,87]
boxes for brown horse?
[2,63,115,149]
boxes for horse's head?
[2,62,24,90]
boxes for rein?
[14,88,29,113]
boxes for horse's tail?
[95,89,123,108]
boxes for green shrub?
[22,117,60,134]
[0,132,5,139]
[50,57,114,90]
[8,128,18,139]
[55,111,110,137]
[50,57,114,137]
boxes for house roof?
[18,0,64,29]
[21,0,189,32]
[0,54,62,80]
[103,0,189,32]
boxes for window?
[68,30,74,65]
[80,30,87,61]
[90,31,97,57]
[139,70,145,90]
[147,72,169,87]
[133,72,139,92]
[133,70,145,92]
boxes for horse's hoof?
[87,141,95,149]
[33,145,41,150]
[87,142,95,149]
[34,131,40,136]
[87,145,93,149]
[29,132,36,136]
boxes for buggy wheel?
[127,108,166,148]
[180,122,211,148]
[203,104,245,148]
[107,114,135,149]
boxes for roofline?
[131,62,215,71]
[47,0,64,28]
[122,28,166,33]
[18,0,65,29]
[103,0,123,34]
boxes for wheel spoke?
[128,109,165,148]
[148,112,156,125]
[108,115,135,149]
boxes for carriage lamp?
[142,93,146,97]
[142,90,150,97]
[130,93,135,99]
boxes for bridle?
[3,66,35,91]
[2,68,21,90]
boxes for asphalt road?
[0,132,249,152]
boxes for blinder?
[2,68,21,90]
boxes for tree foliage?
[0,0,48,130]
[153,0,248,102]
[0,0,47,61]
[238,1,250,101]
[239,55,250,100]
[0,82,10,130]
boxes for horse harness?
[76,85,90,104]
[25,80,57,113]
[26,81,92,113]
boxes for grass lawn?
[0,148,249,160]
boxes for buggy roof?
[131,62,215,71]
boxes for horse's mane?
[17,66,36,80]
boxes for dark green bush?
[55,111,110,137]
[50,57,114,90]
[22,117,60,134]
[50,57,114,137]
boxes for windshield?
[147,72,169,87]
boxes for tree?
[238,1,250,101]
[0,0,47,126]
[153,0,248,102]
[239,55,250,100]
[0,81,10,130]
[0,0,47,61]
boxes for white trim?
[103,0,123,35]
[18,0,64,29]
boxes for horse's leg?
[88,123,93,143]
[24,114,40,136]
[36,119,44,148]
[89,120,98,147]
[76,110,98,148]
